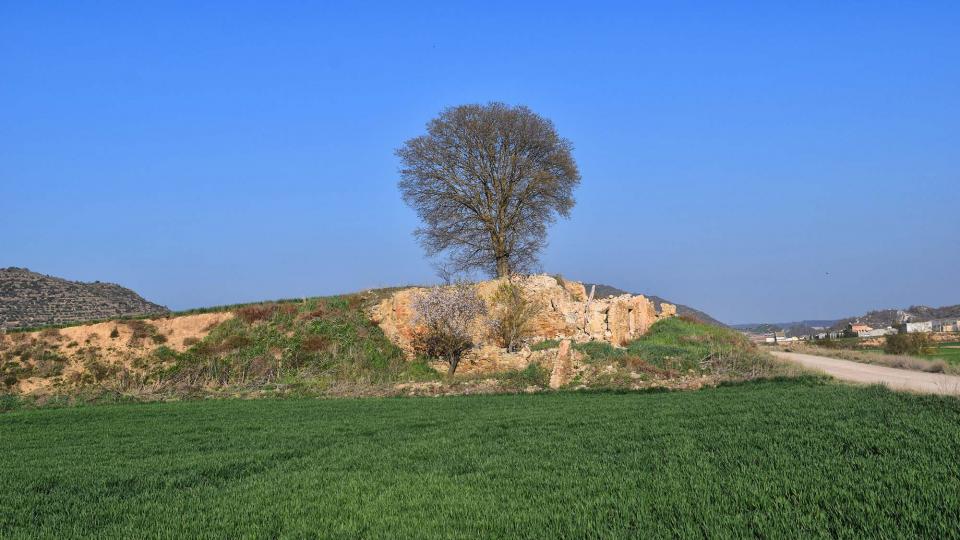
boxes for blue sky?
[1,1,957,324]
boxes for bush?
[410,284,486,375]
[236,304,278,324]
[109,327,120,339]
[152,346,178,362]
[84,359,118,383]
[301,335,331,353]
[489,281,541,352]
[40,328,62,341]
[884,333,934,356]
[33,351,67,377]
[817,338,841,349]
[123,320,155,340]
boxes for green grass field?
[933,343,960,363]
[807,336,960,369]
[3,379,960,537]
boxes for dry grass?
[235,304,278,324]
[782,344,957,375]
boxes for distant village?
[747,318,960,344]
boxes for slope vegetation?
[1,289,789,403]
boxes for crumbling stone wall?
[370,275,676,356]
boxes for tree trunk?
[496,257,510,278]
[447,356,460,376]
[491,232,510,277]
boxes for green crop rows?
[2,379,960,538]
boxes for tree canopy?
[397,102,580,277]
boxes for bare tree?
[397,102,580,277]
[489,280,542,352]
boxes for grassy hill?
[2,379,959,537]
[1,289,787,403]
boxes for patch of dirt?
[4,312,233,394]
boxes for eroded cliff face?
[370,274,676,356]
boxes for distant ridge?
[581,283,727,327]
[0,267,169,329]
[829,305,960,331]
[733,304,960,337]
[732,320,841,338]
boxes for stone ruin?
[370,274,676,360]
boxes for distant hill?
[0,267,169,329]
[733,304,960,337]
[732,320,841,337]
[830,305,960,331]
[581,283,727,327]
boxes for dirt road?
[772,351,960,396]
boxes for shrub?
[489,281,541,352]
[182,337,199,348]
[300,306,328,320]
[817,338,841,349]
[152,346,178,362]
[123,320,154,340]
[885,333,934,356]
[622,356,677,378]
[151,333,168,345]
[109,327,120,339]
[84,359,118,383]
[214,334,251,353]
[410,284,486,376]
[301,335,331,353]
[236,304,278,324]
[40,328,62,341]
[32,352,67,377]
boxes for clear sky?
[2,2,958,324]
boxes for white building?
[904,321,933,333]
[860,327,897,338]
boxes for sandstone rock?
[549,339,572,389]
[659,303,677,318]
[585,301,608,339]
[370,274,677,373]
[629,295,658,336]
[607,297,633,346]
[561,280,587,302]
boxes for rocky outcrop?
[370,274,676,357]
[0,268,169,329]
[549,340,573,389]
